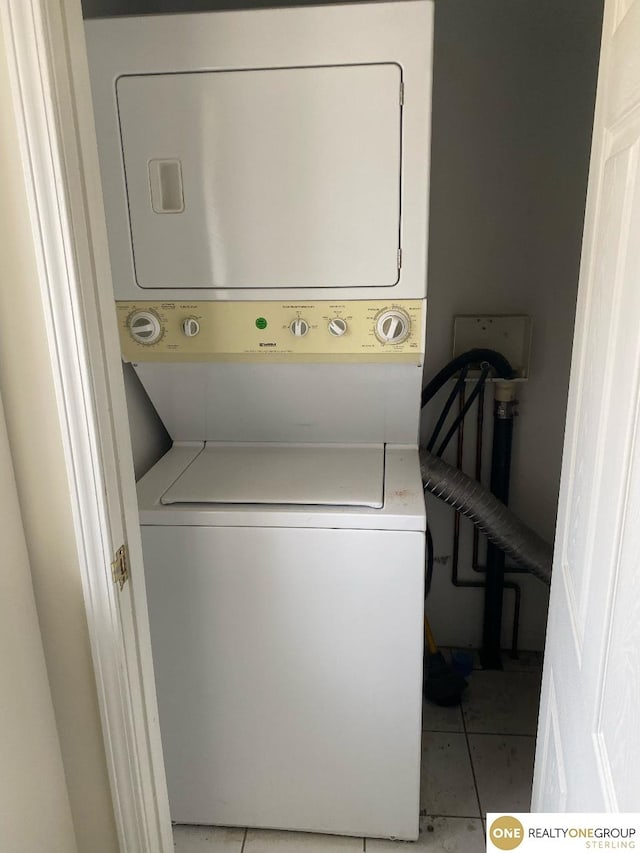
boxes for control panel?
[116,300,424,364]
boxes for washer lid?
[160,443,384,508]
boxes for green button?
[255,317,268,330]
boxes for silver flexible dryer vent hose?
[420,449,553,586]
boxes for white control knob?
[328,318,348,337]
[128,310,162,345]
[290,318,310,337]
[375,309,411,345]
[182,317,200,337]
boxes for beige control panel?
[116,300,424,364]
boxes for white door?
[0,2,174,851]
[533,0,640,811]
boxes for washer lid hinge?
[111,544,129,591]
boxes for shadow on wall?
[423,0,603,649]
[122,363,171,480]
[82,0,375,15]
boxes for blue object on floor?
[451,650,474,678]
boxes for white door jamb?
[0,2,173,851]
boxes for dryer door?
[116,63,402,290]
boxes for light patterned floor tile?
[468,734,535,816]
[173,824,245,852]
[462,670,541,735]
[244,829,364,852]
[501,650,544,673]
[422,699,464,732]
[421,731,479,817]
[366,816,484,852]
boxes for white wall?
[0,17,119,853]
[423,0,602,650]
[0,390,79,853]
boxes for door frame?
[0,2,173,851]
[2,0,619,846]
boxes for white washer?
[86,1,433,841]
[137,443,425,839]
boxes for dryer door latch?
[111,544,129,591]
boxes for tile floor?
[174,651,543,852]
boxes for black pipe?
[471,382,523,657]
[480,391,515,670]
[443,384,523,659]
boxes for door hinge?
[397,248,402,268]
[111,544,129,591]
[399,81,404,106]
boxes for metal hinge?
[111,544,129,591]
[397,248,402,268]
[399,81,404,106]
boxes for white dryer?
[86,0,433,841]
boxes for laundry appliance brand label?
[487,814,640,851]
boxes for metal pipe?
[445,381,523,659]
[472,383,484,571]
[472,383,526,576]
[472,382,522,657]
[480,384,516,669]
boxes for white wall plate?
[452,314,532,378]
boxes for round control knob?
[375,308,411,345]
[328,318,348,337]
[290,318,310,337]
[182,317,200,337]
[128,310,162,345]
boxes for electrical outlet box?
[452,315,532,378]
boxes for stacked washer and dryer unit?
[87,1,433,841]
